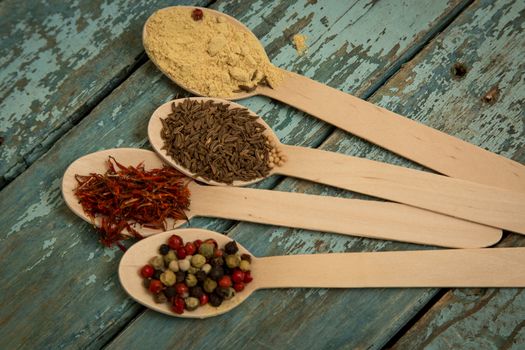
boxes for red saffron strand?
[74,157,191,247]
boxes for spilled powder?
[144,7,284,97]
[292,34,308,55]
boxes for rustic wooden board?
[389,0,525,346]
[0,0,210,187]
[0,0,472,349]
[107,0,525,349]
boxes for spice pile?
[161,99,285,183]
[141,234,253,314]
[143,7,284,97]
[74,157,191,247]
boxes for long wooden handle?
[277,144,525,235]
[255,247,525,288]
[188,183,501,248]
[262,69,525,192]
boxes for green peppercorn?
[239,260,251,272]
[201,263,212,274]
[168,260,179,272]
[209,293,223,307]
[178,259,190,271]
[224,241,238,255]
[164,250,177,265]
[191,254,206,268]
[190,286,204,298]
[185,273,198,287]
[241,254,252,263]
[150,256,165,270]
[216,287,235,300]
[185,297,199,311]
[199,242,215,258]
[175,271,186,283]
[203,278,217,293]
[160,270,176,286]
[209,265,224,281]
[225,254,241,269]
[154,292,168,303]
[188,266,200,275]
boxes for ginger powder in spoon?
[144,7,284,97]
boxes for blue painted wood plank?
[0,0,210,187]
[0,0,477,349]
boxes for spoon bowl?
[119,228,255,318]
[148,97,278,187]
[143,6,275,100]
[118,228,525,318]
[148,98,525,235]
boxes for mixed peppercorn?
[140,234,253,314]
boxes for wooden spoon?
[119,228,525,318]
[61,148,501,248]
[143,6,525,192]
[148,98,525,235]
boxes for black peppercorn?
[209,265,224,281]
[143,278,151,289]
[209,293,223,307]
[159,244,170,255]
[224,241,238,254]
[195,270,207,283]
[164,286,177,298]
[175,271,186,283]
[210,256,224,267]
[190,286,204,298]
[241,254,252,263]
[153,269,162,280]
[215,286,230,299]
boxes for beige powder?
[144,7,284,97]
[292,34,308,55]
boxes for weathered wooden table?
[1,0,524,348]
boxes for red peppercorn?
[172,297,185,314]
[140,264,154,278]
[191,8,203,21]
[176,247,187,259]
[175,282,189,297]
[149,280,163,294]
[218,275,232,288]
[204,238,218,248]
[243,271,253,283]
[214,248,223,257]
[185,242,196,256]
[199,294,209,305]
[232,269,245,283]
[168,234,183,250]
[233,282,245,292]
[194,239,202,250]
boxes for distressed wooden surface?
[1,0,523,349]
[0,0,210,187]
[390,1,525,348]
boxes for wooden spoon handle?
[255,247,525,288]
[262,69,525,192]
[278,144,525,235]
[188,183,501,248]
